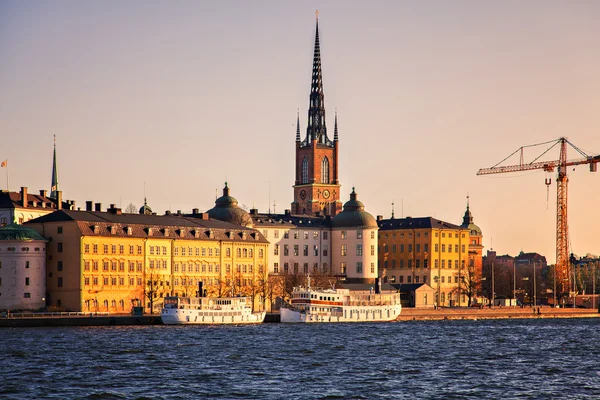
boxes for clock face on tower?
[300,190,307,200]
[322,189,330,199]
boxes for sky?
[1,1,599,263]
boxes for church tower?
[292,14,342,216]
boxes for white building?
[0,187,72,226]
[331,188,379,283]
[0,223,48,310]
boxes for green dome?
[206,183,253,227]
[0,223,47,241]
[461,203,482,236]
[332,188,377,229]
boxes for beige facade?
[377,217,471,307]
[26,207,269,314]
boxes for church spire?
[462,195,473,226]
[334,109,339,141]
[50,135,59,199]
[305,11,329,145]
[295,109,301,142]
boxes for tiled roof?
[0,191,71,210]
[378,217,464,231]
[25,210,268,243]
[250,212,332,229]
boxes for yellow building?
[377,216,471,307]
[26,204,269,314]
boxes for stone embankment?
[397,306,599,321]
[0,313,162,328]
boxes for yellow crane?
[477,137,599,300]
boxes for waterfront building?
[0,188,72,226]
[291,16,342,217]
[331,188,379,283]
[460,199,484,279]
[0,222,47,310]
[377,216,471,307]
[25,204,269,313]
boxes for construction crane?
[477,137,600,301]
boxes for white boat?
[161,296,266,325]
[280,282,402,323]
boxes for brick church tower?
[291,16,342,216]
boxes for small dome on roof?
[206,183,253,227]
[139,198,153,215]
[332,188,377,229]
[0,223,47,241]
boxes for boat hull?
[280,305,401,323]
[161,309,266,325]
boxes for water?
[2,318,600,399]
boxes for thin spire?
[295,109,301,142]
[334,109,338,141]
[50,135,59,199]
[391,200,395,219]
[306,12,328,144]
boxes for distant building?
[460,198,484,279]
[0,223,47,311]
[377,215,471,307]
[0,188,72,226]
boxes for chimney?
[57,191,63,210]
[200,213,209,220]
[284,209,291,216]
[250,208,258,215]
[107,204,122,215]
[192,208,199,215]
[70,200,76,210]
[21,187,28,208]
[95,203,102,212]
[377,215,383,222]
[177,210,182,215]
[86,201,93,211]
[165,210,171,215]
[39,190,47,198]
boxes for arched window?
[321,157,329,183]
[302,157,309,184]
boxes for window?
[415,276,420,283]
[129,245,134,254]
[302,157,309,184]
[313,231,319,239]
[442,244,446,252]
[356,230,362,239]
[303,245,308,256]
[340,262,346,274]
[441,276,445,283]
[303,231,309,240]
[400,244,405,253]
[341,245,347,256]
[371,231,375,240]
[274,230,280,239]
[150,246,155,255]
[293,231,299,239]
[25,261,30,269]
[292,245,299,256]
[408,244,413,253]
[323,231,328,240]
[274,263,279,274]
[226,248,231,257]
[321,157,330,183]
[84,244,90,254]
[356,262,363,273]
[371,263,375,273]
[407,276,412,283]
[137,246,142,255]
[416,244,421,253]
[25,277,30,286]
[284,262,289,273]
[284,245,289,256]
[111,245,116,254]
[371,245,375,256]
[424,259,429,268]
[24,292,31,298]
[416,259,420,268]
[57,242,63,252]
[441,260,445,269]
[323,245,328,257]
[284,231,289,239]
[341,231,347,239]
[84,261,90,271]
[58,277,63,287]
[448,244,452,253]
[181,247,186,256]
[356,244,363,256]
[303,263,309,274]
[84,277,90,286]
[435,259,439,269]
[274,245,279,256]
[57,261,63,271]
[313,245,319,256]
[462,245,466,253]
[293,263,299,274]
[424,244,429,253]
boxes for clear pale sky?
[1,1,599,263]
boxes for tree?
[125,203,137,214]
[453,262,481,306]
[145,271,167,314]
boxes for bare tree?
[145,272,168,314]
[125,203,137,214]
[453,263,481,306]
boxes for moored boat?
[161,295,266,325]
[280,278,401,323]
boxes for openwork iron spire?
[305,13,331,146]
[50,135,59,199]
[334,109,339,141]
[295,109,301,142]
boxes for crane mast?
[477,137,599,302]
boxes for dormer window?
[146,227,153,236]
[127,227,133,236]
[179,229,185,238]
[92,225,99,234]
[193,230,200,238]
[163,228,170,236]
[109,226,116,235]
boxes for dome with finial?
[206,182,253,227]
[139,197,153,215]
[332,188,378,229]
[461,197,482,236]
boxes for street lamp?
[533,260,537,308]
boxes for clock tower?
[291,15,342,216]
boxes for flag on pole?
[0,160,6,168]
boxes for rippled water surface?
[2,318,600,399]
